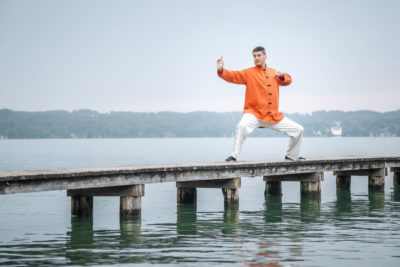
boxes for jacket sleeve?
[217,68,247,85]
[277,73,292,86]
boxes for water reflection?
[222,207,240,236]
[368,191,385,210]
[264,195,282,223]
[247,242,283,267]
[393,183,400,202]
[66,217,94,265]
[4,189,400,266]
[177,204,197,235]
[120,217,142,246]
[223,207,239,224]
[68,217,94,247]
[335,189,352,215]
[300,195,321,223]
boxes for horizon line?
[1,107,399,115]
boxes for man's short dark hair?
[252,46,266,55]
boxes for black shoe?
[225,156,236,162]
[285,156,306,161]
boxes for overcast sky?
[0,0,399,114]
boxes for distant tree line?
[0,109,399,138]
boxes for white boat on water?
[331,121,342,136]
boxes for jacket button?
[268,112,272,114]
[268,93,272,95]
[267,84,271,86]
[268,102,272,104]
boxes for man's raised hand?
[216,56,224,72]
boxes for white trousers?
[231,113,304,160]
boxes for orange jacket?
[218,65,292,123]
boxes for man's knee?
[237,118,250,131]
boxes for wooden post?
[68,184,145,217]
[368,168,386,191]
[264,181,282,196]
[334,168,387,192]
[222,187,239,208]
[264,173,323,198]
[336,175,351,190]
[391,167,400,187]
[120,184,145,217]
[71,196,93,217]
[300,172,323,197]
[120,196,142,216]
[177,188,197,204]
[177,178,240,207]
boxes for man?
[217,46,305,162]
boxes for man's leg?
[231,113,261,159]
[267,117,304,160]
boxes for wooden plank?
[67,184,144,197]
[1,155,399,194]
[176,178,241,189]
[1,155,399,182]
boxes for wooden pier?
[1,155,400,217]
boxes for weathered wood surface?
[1,155,400,194]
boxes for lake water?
[0,137,400,266]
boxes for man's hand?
[216,56,224,73]
[275,71,284,78]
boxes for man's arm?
[275,71,292,86]
[216,56,247,85]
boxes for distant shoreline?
[1,108,399,138]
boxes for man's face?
[253,51,266,67]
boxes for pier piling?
[334,168,387,192]
[177,188,197,204]
[336,175,351,190]
[120,196,142,216]
[391,167,400,187]
[2,155,400,218]
[177,178,241,208]
[222,187,239,208]
[368,168,386,191]
[67,185,145,217]
[264,172,323,197]
[264,181,282,196]
[71,196,93,217]
[300,172,323,197]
